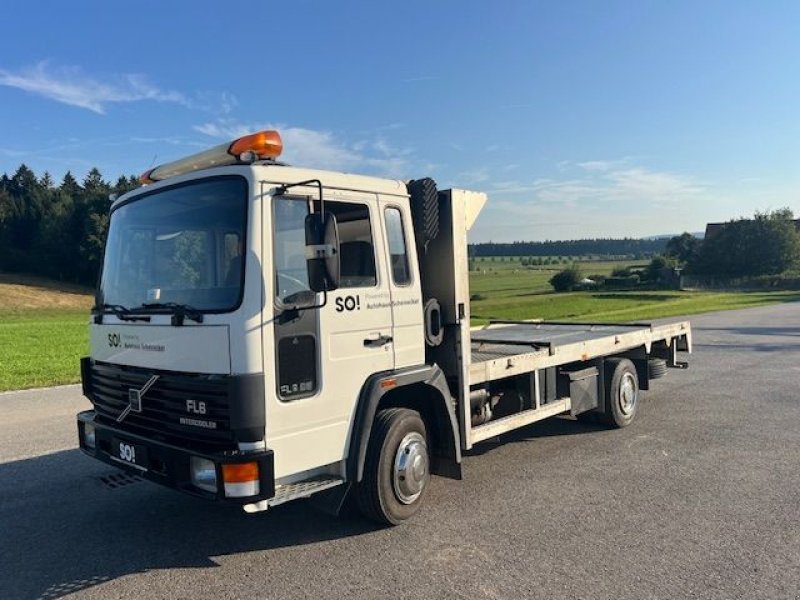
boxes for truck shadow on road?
[1,449,381,600]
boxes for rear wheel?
[601,358,639,428]
[355,408,430,525]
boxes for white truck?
[77,130,692,524]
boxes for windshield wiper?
[140,302,204,326]
[92,303,151,323]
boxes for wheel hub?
[619,372,638,416]
[393,431,429,504]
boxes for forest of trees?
[470,238,667,258]
[0,164,139,286]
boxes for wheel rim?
[618,372,638,416]
[392,431,429,505]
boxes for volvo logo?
[117,375,160,423]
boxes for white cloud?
[576,159,627,172]
[0,62,236,116]
[469,159,713,241]
[489,162,705,211]
[193,119,415,178]
[0,62,190,114]
[605,167,703,199]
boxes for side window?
[273,198,312,305]
[326,201,377,288]
[384,207,411,285]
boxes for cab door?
[267,193,394,479]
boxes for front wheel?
[355,408,430,525]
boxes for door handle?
[363,335,393,348]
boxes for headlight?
[190,456,217,493]
[83,422,96,450]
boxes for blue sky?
[1,1,798,242]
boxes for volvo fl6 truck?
[77,130,692,524]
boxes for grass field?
[470,289,800,323]
[467,257,800,323]
[0,266,798,391]
[0,309,90,392]
[469,258,648,300]
[0,274,92,392]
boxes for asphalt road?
[2,303,799,600]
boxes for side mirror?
[305,211,340,292]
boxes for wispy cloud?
[191,90,238,115]
[0,62,236,115]
[604,167,703,199]
[472,159,709,241]
[376,122,405,131]
[193,119,415,178]
[456,167,491,185]
[0,147,28,158]
[129,136,205,148]
[576,159,629,172]
[485,160,703,208]
[0,62,188,114]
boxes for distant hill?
[0,273,93,311]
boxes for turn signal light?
[222,462,260,483]
[222,461,260,498]
[228,130,283,159]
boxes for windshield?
[99,176,248,313]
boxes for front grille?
[88,361,234,449]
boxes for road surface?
[1,303,799,599]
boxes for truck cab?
[78,131,463,521]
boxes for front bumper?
[77,411,275,504]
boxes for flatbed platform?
[469,320,692,385]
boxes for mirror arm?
[275,179,324,213]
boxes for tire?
[648,357,667,380]
[408,178,439,252]
[600,358,639,428]
[355,408,430,526]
